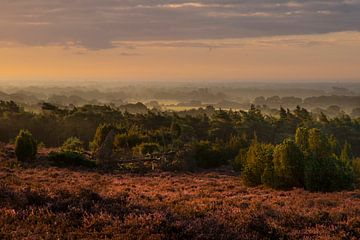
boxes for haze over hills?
[1,1,360,239]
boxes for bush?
[48,151,96,168]
[15,130,37,161]
[353,157,360,184]
[61,137,84,153]
[160,149,196,172]
[272,139,304,189]
[133,142,160,155]
[233,148,248,171]
[191,141,226,169]
[114,132,146,151]
[242,140,274,186]
[90,124,117,153]
[304,154,354,192]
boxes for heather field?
[1,154,360,240]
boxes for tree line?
[2,101,360,191]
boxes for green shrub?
[272,139,304,189]
[114,132,146,151]
[15,130,37,161]
[90,124,116,153]
[242,140,274,186]
[304,154,354,192]
[353,157,360,184]
[192,141,227,169]
[233,148,248,171]
[48,151,96,168]
[61,137,84,153]
[133,142,160,155]
[160,149,196,172]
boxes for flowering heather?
[0,160,359,239]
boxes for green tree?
[295,127,309,151]
[272,139,304,189]
[340,142,352,163]
[243,138,274,186]
[90,124,116,153]
[15,130,37,161]
[61,137,84,153]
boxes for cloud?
[112,31,360,49]
[0,0,359,50]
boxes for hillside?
[1,150,360,239]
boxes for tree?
[272,139,304,189]
[307,128,330,159]
[15,130,37,161]
[243,138,274,186]
[304,154,354,192]
[90,124,117,153]
[340,142,352,163]
[61,137,84,153]
[295,127,309,151]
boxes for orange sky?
[1,32,359,82]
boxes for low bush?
[14,130,37,161]
[61,137,85,153]
[48,151,96,168]
[133,142,160,156]
[305,154,354,192]
[191,141,226,169]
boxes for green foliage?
[272,139,304,189]
[15,130,37,161]
[61,137,84,153]
[304,129,354,192]
[242,127,356,192]
[308,128,330,158]
[114,131,149,152]
[340,142,352,163]
[295,127,309,151]
[304,154,354,192]
[48,151,96,168]
[191,141,226,169]
[242,139,274,186]
[133,142,160,155]
[352,157,360,184]
[90,124,116,152]
[233,148,248,172]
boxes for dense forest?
[1,100,359,192]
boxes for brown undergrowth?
[0,155,360,239]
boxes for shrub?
[48,151,96,168]
[15,130,37,161]
[233,148,248,171]
[61,137,84,153]
[272,139,304,189]
[90,124,116,153]
[133,142,160,155]
[190,141,227,169]
[353,157,360,184]
[304,154,354,192]
[160,149,196,172]
[114,132,146,151]
[242,140,274,186]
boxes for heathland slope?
[1,156,360,239]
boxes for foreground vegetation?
[1,100,358,191]
[0,98,360,238]
[1,161,360,239]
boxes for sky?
[0,0,360,82]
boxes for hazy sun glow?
[0,0,359,82]
[1,31,359,82]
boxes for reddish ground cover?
[1,161,360,239]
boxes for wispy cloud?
[0,0,359,49]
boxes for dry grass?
[1,154,360,239]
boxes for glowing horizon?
[1,1,359,82]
